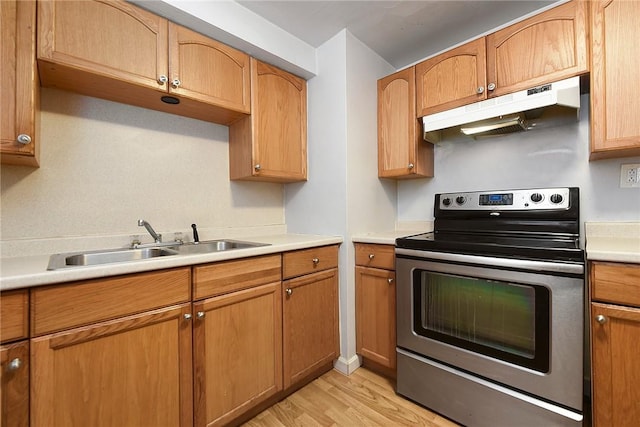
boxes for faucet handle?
[191,224,200,243]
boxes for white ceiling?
[236,0,558,69]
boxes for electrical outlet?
[620,163,640,188]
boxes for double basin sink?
[47,239,268,270]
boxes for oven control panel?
[438,188,571,210]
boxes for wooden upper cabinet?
[486,0,589,98]
[168,23,250,113]
[378,67,434,179]
[38,0,167,90]
[229,58,307,183]
[414,0,588,118]
[416,38,487,117]
[37,0,250,125]
[589,0,640,160]
[1,0,39,167]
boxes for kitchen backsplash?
[0,88,285,254]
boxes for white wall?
[398,95,640,228]
[0,88,284,256]
[285,30,396,373]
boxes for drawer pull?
[285,288,293,296]
[183,313,192,320]
[596,314,607,324]
[312,258,320,265]
[196,311,205,319]
[368,254,375,260]
[388,278,394,284]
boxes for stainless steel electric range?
[395,187,585,426]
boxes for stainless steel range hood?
[422,77,581,142]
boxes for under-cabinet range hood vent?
[422,76,580,141]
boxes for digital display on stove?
[480,193,513,205]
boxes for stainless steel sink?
[46,239,268,269]
[175,239,267,255]
[47,247,179,269]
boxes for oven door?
[396,249,584,411]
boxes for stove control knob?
[550,194,564,204]
[530,193,543,203]
[442,197,452,206]
[455,196,465,205]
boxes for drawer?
[1,289,29,343]
[193,254,282,300]
[355,243,395,270]
[283,245,339,279]
[31,267,191,336]
[591,261,640,308]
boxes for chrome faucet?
[138,219,162,243]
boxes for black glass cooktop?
[396,231,584,263]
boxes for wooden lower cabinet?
[590,261,640,427]
[1,289,29,427]
[193,282,282,427]
[30,303,193,427]
[29,268,193,427]
[1,341,29,427]
[283,268,339,388]
[355,266,396,370]
[354,243,396,374]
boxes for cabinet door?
[591,302,640,427]
[1,341,29,427]
[0,0,38,167]
[416,38,486,117]
[168,23,250,113]
[283,268,338,388]
[590,0,640,159]
[193,282,282,427]
[38,0,168,91]
[30,303,193,427]
[378,67,433,179]
[486,0,588,98]
[355,266,396,370]
[229,58,307,182]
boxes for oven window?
[413,270,550,372]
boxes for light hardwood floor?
[242,368,459,426]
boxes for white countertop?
[352,228,431,245]
[585,222,640,264]
[0,233,343,291]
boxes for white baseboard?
[333,354,361,375]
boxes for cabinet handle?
[196,311,205,319]
[6,358,21,372]
[368,254,375,260]
[408,163,414,170]
[476,86,484,94]
[157,75,168,85]
[17,134,31,145]
[596,314,607,324]
[388,278,394,284]
[183,313,192,320]
[285,288,293,296]
[487,82,496,91]
[171,78,181,88]
[254,164,261,172]
[312,258,320,265]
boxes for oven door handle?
[395,248,584,275]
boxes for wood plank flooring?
[242,368,459,426]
